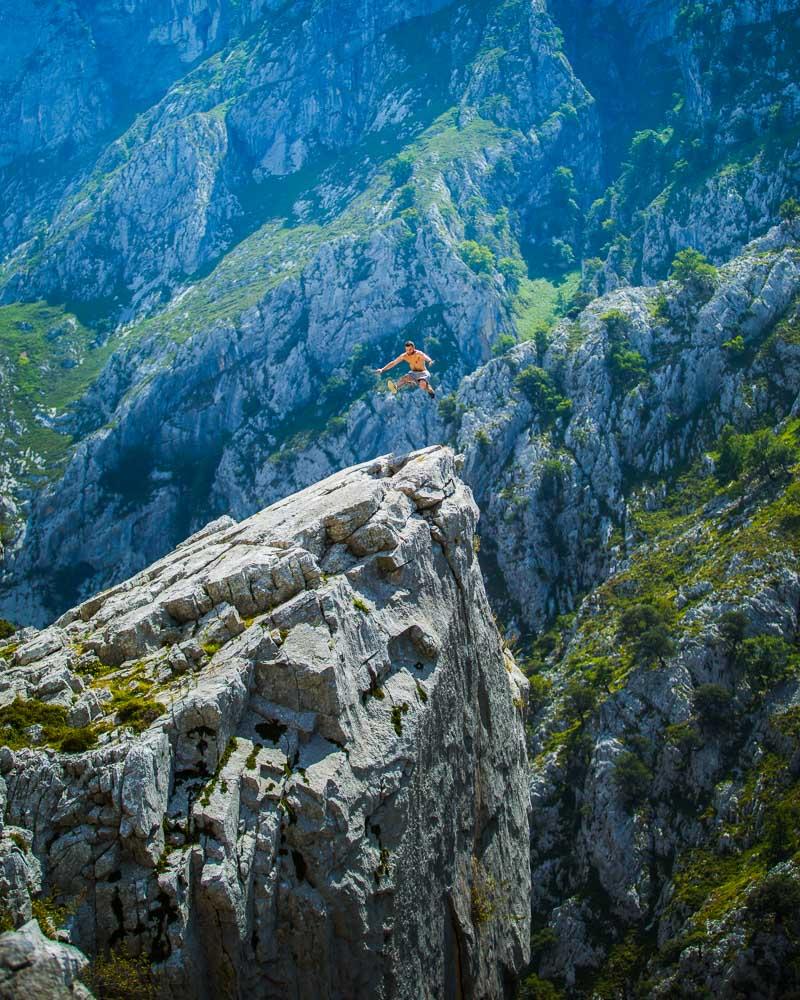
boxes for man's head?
[405,340,415,353]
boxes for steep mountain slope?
[0,446,531,998]
[454,222,800,630]
[2,0,799,627]
[0,0,602,623]
[0,0,272,258]
[583,0,800,286]
[516,281,800,996]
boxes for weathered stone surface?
[0,446,530,998]
[0,920,91,1000]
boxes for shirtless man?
[375,340,436,398]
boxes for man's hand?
[375,367,383,374]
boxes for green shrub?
[619,604,675,667]
[716,425,751,483]
[551,165,577,205]
[736,635,795,691]
[498,256,526,290]
[650,292,670,322]
[59,728,99,753]
[665,721,701,755]
[613,751,652,808]
[719,609,748,651]
[390,702,409,736]
[779,197,800,223]
[393,184,415,213]
[602,310,647,391]
[83,948,157,1000]
[590,929,648,999]
[693,683,733,726]
[110,689,165,733]
[470,857,497,926]
[562,679,597,721]
[438,393,460,425]
[669,247,718,296]
[459,240,495,275]
[635,626,675,667]
[538,458,567,501]
[747,429,795,481]
[608,344,647,390]
[513,366,572,425]
[764,796,800,861]
[534,326,551,363]
[529,926,558,957]
[563,289,595,318]
[389,154,414,187]
[747,872,800,921]
[527,674,553,712]
[722,335,746,357]
[518,973,564,1000]
[619,604,662,637]
[492,333,517,356]
[601,309,629,338]
[547,238,575,271]
[31,896,70,939]
[0,619,15,641]
[9,831,27,852]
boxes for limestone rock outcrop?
[0,920,91,1000]
[0,446,530,999]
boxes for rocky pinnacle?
[0,445,531,999]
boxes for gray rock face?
[524,484,800,993]
[453,225,800,630]
[584,0,800,284]
[0,0,272,257]
[0,446,531,998]
[0,920,91,1000]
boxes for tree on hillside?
[719,609,748,651]
[619,603,675,667]
[602,310,647,391]
[779,197,800,224]
[670,247,718,297]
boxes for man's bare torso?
[400,349,429,371]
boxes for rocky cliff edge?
[0,445,530,999]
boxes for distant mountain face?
[0,0,798,631]
[2,3,800,998]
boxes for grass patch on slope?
[0,698,98,753]
[513,271,581,340]
[0,302,122,473]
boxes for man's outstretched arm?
[375,354,405,373]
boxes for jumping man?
[375,340,436,398]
